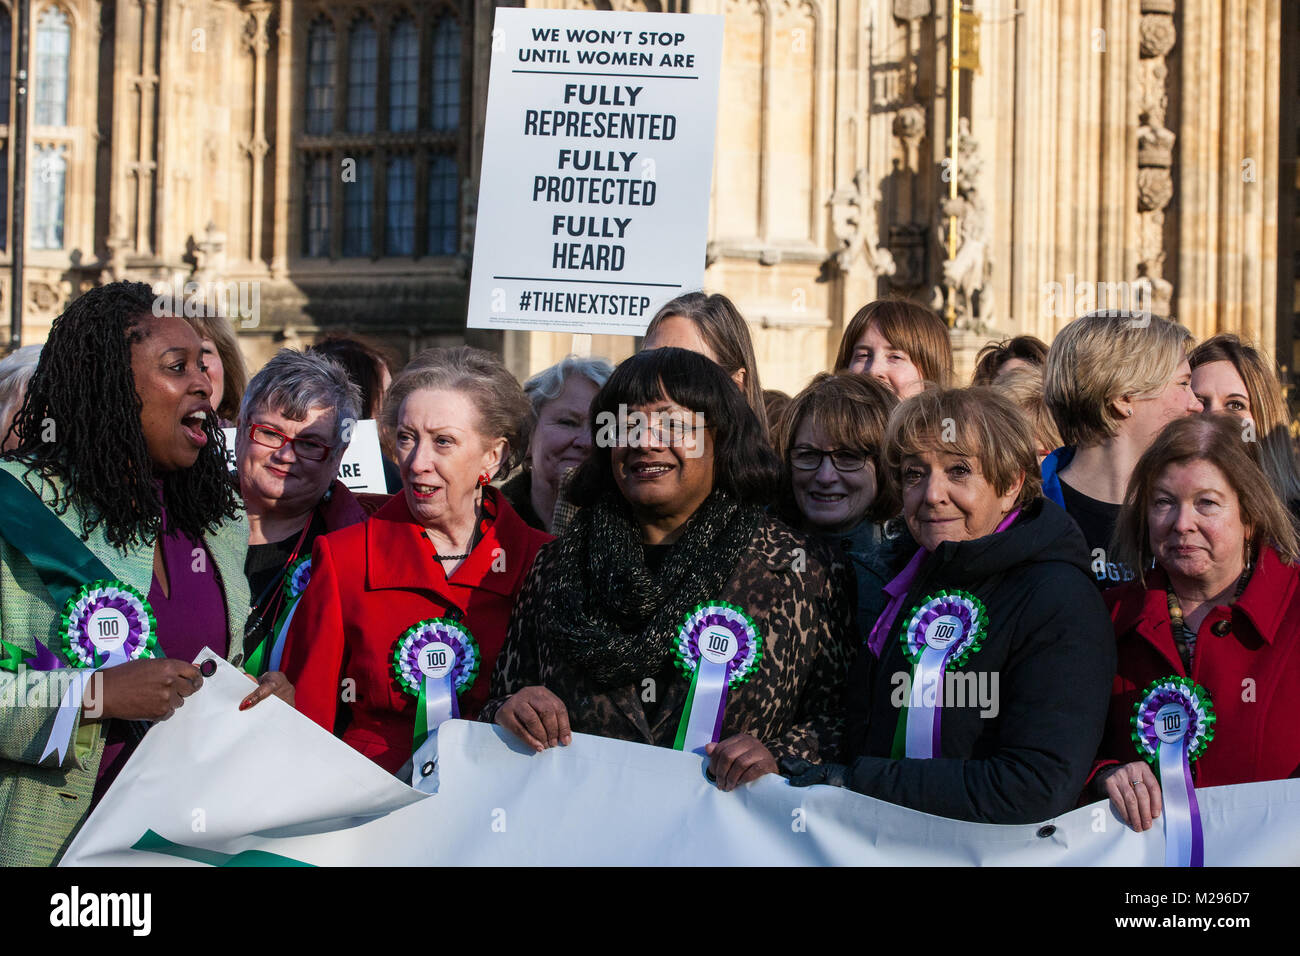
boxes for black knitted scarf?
[540,488,761,688]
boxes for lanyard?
[249,514,315,632]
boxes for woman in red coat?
[1094,414,1300,832]
[281,348,551,773]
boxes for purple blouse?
[91,518,229,804]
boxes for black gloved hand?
[783,758,851,789]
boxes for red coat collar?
[1108,545,1296,670]
[363,486,532,599]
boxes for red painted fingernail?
[239,699,251,711]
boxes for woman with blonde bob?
[833,299,953,398]
[1189,333,1300,519]
[790,387,1115,825]
[1042,311,1202,588]
[1093,415,1300,831]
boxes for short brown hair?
[972,335,1049,386]
[382,346,530,480]
[1044,311,1192,447]
[774,372,900,522]
[1115,414,1300,581]
[884,386,1041,510]
[834,298,953,387]
[1189,334,1300,508]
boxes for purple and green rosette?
[39,579,158,764]
[60,579,159,669]
[671,602,762,755]
[392,618,480,754]
[1131,676,1216,867]
[894,589,986,759]
[244,555,312,677]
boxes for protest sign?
[466,9,724,336]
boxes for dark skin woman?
[0,281,289,865]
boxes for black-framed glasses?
[247,424,333,461]
[790,446,871,472]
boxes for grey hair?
[520,354,613,454]
[0,345,42,436]
[238,348,363,448]
[383,346,530,480]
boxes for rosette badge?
[897,590,986,760]
[283,556,312,602]
[1131,676,1216,867]
[393,618,480,754]
[672,602,762,756]
[60,580,159,669]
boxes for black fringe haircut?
[2,281,240,551]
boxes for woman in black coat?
[792,386,1116,825]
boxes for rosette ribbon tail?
[1158,738,1203,867]
[413,672,457,754]
[265,593,304,675]
[39,647,128,765]
[904,645,949,759]
[675,656,729,756]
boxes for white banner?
[61,652,1300,866]
[466,9,724,336]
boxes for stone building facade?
[0,0,1295,399]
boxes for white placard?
[223,419,388,495]
[466,9,724,336]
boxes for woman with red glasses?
[235,349,369,673]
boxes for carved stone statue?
[935,118,993,332]
[825,168,896,278]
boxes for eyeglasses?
[790,446,871,472]
[247,424,333,461]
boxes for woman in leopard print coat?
[481,348,857,790]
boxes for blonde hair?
[993,364,1062,456]
[1189,334,1300,510]
[834,298,953,387]
[382,347,530,480]
[1044,311,1192,447]
[884,386,1041,510]
[1114,414,1300,583]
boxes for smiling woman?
[0,281,283,866]
[279,347,552,773]
[484,348,858,792]
[236,349,365,669]
[789,386,1116,825]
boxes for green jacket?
[0,460,250,865]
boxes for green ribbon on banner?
[131,829,314,867]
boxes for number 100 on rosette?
[467,9,724,336]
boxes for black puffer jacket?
[841,496,1115,824]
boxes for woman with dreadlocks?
[0,281,291,866]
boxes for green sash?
[0,467,117,669]
[0,467,115,605]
